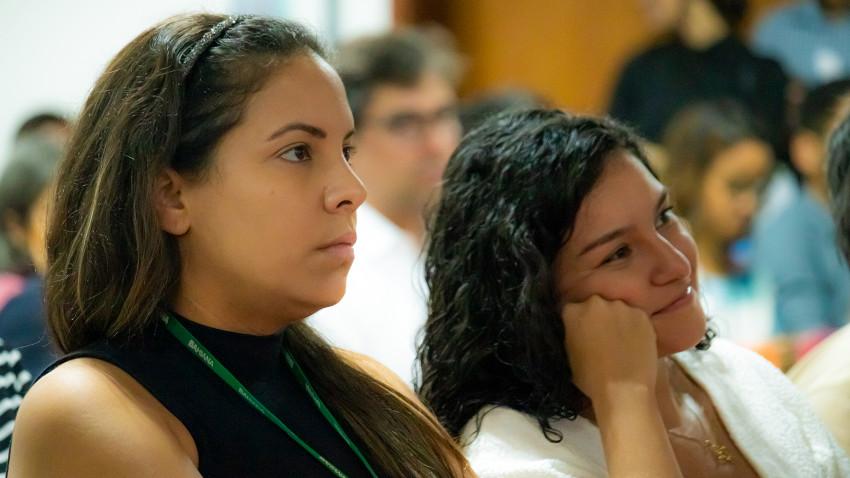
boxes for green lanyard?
[160,314,380,478]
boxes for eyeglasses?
[361,105,461,141]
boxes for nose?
[649,233,692,286]
[324,159,367,214]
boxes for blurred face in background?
[31,121,71,147]
[25,186,51,275]
[2,184,51,275]
[696,139,773,243]
[640,0,686,31]
[353,70,461,218]
[791,129,827,195]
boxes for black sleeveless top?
[43,315,382,477]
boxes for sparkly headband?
[179,16,243,79]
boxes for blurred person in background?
[458,89,545,134]
[308,28,462,384]
[0,113,70,305]
[0,337,32,477]
[753,0,850,88]
[0,136,63,377]
[755,79,850,360]
[13,113,71,147]
[610,0,788,159]
[788,107,850,454]
[663,100,777,359]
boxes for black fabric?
[609,36,789,157]
[42,315,380,477]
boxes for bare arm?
[9,359,201,478]
[563,296,682,478]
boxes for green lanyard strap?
[161,314,380,478]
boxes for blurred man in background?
[309,29,462,384]
[13,112,70,147]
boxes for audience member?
[0,136,63,377]
[610,0,788,157]
[755,79,850,351]
[9,14,470,477]
[458,89,545,133]
[662,100,777,354]
[418,109,849,477]
[788,107,850,454]
[13,112,71,146]
[753,0,850,88]
[308,28,463,384]
[0,337,31,477]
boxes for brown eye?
[656,207,675,227]
[343,145,356,162]
[601,245,631,265]
[279,144,311,163]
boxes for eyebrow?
[266,123,356,142]
[577,189,669,257]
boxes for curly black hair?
[417,108,713,443]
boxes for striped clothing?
[0,338,31,477]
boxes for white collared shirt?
[308,203,426,385]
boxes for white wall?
[0,0,391,168]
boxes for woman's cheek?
[585,271,647,308]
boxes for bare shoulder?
[333,348,417,402]
[10,358,200,478]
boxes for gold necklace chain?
[668,429,734,464]
[668,387,734,465]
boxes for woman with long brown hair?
[9,13,469,477]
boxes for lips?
[653,285,694,316]
[318,232,357,261]
[319,232,357,249]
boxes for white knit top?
[461,339,850,477]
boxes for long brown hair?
[46,13,464,477]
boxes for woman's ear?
[154,168,191,236]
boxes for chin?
[317,282,348,308]
[663,320,709,353]
[655,309,708,356]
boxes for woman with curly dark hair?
[418,109,849,477]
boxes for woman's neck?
[655,358,686,429]
[172,278,301,336]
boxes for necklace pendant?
[704,440,734,464]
